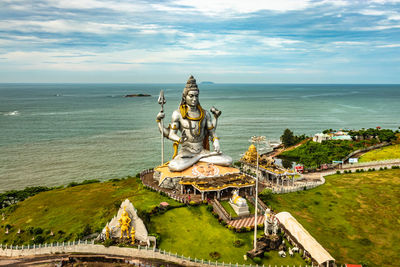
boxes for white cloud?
[0,19,177,36]
[369,0,400,3]
[152,0,312,17]
[43,0,147,13]
[360,9,400,20]
[377,43,400,47]
[356,24,400,30]
[333,41,366,45]
[0,46,233,71]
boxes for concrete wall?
[0,243,204,266]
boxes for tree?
[281,128,295,147]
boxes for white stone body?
[99,199,150,246]
[264,208,274,235]
[157,76,232,172]
[272,216,279,235]
[229,190,249,216]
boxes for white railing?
[0,241,327,267]
[341,158,400,169]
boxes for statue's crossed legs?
[169,150,232,172]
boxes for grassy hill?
[0,176,306,265]
[260,169,400,267]
[359,144,400,162]
[2,169,400,266]
[0,176,181,245]
[148,205,305,265]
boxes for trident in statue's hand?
[158,90,166,165]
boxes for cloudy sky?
[1,0,400,83]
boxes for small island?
[124,93,151,97]
[200,81,214,85]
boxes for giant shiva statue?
[156,76,232,172]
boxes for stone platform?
[154,162,240,189]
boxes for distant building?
[331,135,352,141]
[313,129,352,143]
[313,133,330,143]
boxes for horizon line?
[1,82,400,85]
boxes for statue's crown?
[183,75,199,96]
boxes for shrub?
[360,169,364,172]
[221,221,227,226]
[263,252,271,259]
[78,224,92,238]
[67,182,79,187]
[245,226,252,232]
[206,205,213,212]
[252,257,262,264]
[103,238,114,247]
[384,166,388,170]
[57,230,65,235]
[34,235,45,244]
[358,237,372,246]
[33,227,43,235]
[336,170,341,174]
[209,251,221,260]
[232,239,244,247]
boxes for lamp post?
[251,135,266,250]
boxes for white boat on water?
[4,111,20,116]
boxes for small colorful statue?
[119,206,131,239]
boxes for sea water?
[1,83,399,191]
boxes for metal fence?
[271,176,325,194]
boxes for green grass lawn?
[359,144,400,162]
[0,177,181,245]
[148,205,306,265]
[220,200,239,218]
[260,169,400,267]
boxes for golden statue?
[105,224,110,240]
[130,227,136,244]
[119,206,131,239]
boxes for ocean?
[1,83,399,191]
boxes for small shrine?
[98,199,156,246]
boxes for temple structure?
[240,144,296,186]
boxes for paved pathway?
[229,215,264,229]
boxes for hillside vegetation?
[280,139,379,168]
[260,169,400,267]
[0,177,181,245]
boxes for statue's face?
[185,90,199,107]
